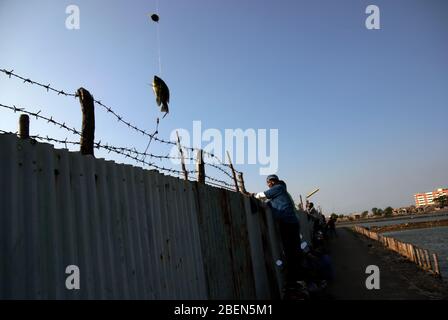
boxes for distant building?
[414,188,448,207]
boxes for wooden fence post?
[416,248,421,267]
[422,249,431,270]
[432,253,440,276]
[176,131,188,181]
[411,245,417,263]
[354,227,442,277]
[19,114,29,139]
[405,243,411,259]
[418,249,425,268]
[226,151,239,192]
[196,149,205,184]
[419,249,425,268]
[237,172,247,194]
[422,250,427,269]
[77,88,95,156]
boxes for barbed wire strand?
[0,68,241,172]
[205,177,235,191]
[1,101,235,188]
[0,103,200,176]
[0,105,235,189]
[0,69,77,98]
[0,102,193,162]
[0,128,200,178]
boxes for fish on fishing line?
[152,75,170,118]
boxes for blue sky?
[0,0,447,214]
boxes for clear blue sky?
[1,0,447,215]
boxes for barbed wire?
[0,128,198,177]
[205,162,234,180]
[0,103,194,174]
[0,69,77,98]
[97,141,198,176]
[0,68,236,169]
[205,177,235,191]
[93,97,238,171]
[0,102,192,162]
[0,104,234,189]
[0,102,82,136]
[3,130,232,190]
[107,144,196,163]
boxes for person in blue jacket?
[252,175,304,290]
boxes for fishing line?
[142,117,159,162]
[156,0,162,75]
[142,0,165,161]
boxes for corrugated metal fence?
[0,133,285,299]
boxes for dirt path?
[325,227,448,300]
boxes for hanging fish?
[150,14,159,22]
[152,75,170,117]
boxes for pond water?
[382,227,448,278]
